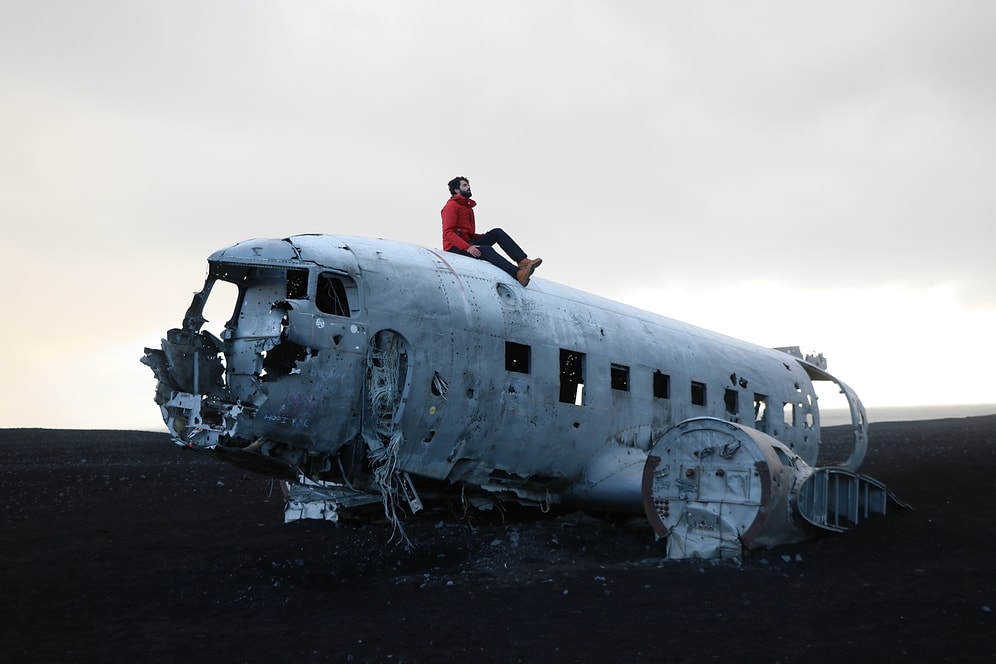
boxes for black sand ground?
[2,416,994,663]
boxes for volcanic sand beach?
[2,416,995,663]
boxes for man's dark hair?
[447,176,469,195]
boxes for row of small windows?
[504,341,794,426]
[506,342,672,406]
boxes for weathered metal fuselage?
[143,234,884,557]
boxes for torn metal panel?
[143,234,902,560]
[281,476,382,524]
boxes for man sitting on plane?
[441,176,543,287]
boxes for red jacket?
[441,194,479,252]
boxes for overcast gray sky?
[2,0,994,429]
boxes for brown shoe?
[516,258,542,286]
[516,266,531,286]
[520,257,543,274]
[518,257,543,271]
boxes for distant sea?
[821,403,996,427]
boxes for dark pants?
[447,227,526,278]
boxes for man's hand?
[468,245,482,258]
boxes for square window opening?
[286,268,309,299]
[316,273,357,317]
[691,381,707,406]
[725,388,738,416]
[653,371,670,399]
[560,349,585,406]
[754,394,768,430]
[611,363,630,391]
[505,342,531,374]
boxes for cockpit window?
[286,268,309,299]
[316,272,357,317]
[200,279,240,340]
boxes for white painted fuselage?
[143,234,871,539]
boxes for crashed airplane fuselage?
[143,234,894,559]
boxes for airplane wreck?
[142,234,903,559]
